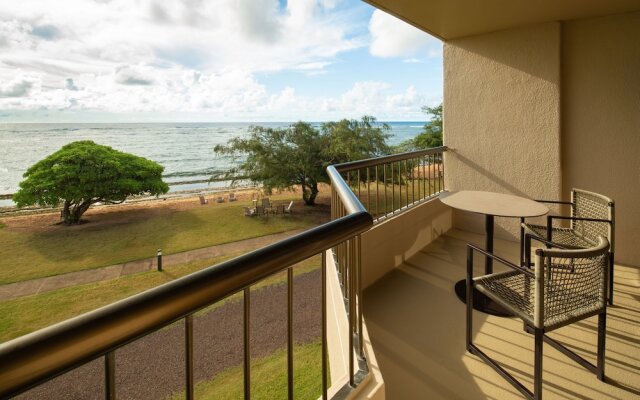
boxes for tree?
[396,104,443,152]
[322,115,391,163]
[14,141,169,224]
[214,116,391,206]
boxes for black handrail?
[334,146,447,172]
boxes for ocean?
[0,122,425,206]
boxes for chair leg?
[534,328,543,400]
[597,312,607,382]
[608,252,614,305]
[520,218,525,266]
[466,247,473,351]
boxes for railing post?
[287,268,294,400]
[321,251,328,400]
[185,315,194,400]
[244,287,251,400]
[105,351,115,400]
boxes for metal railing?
[0,148,444,399]
[0,168,373,399]
[335,146,447,223]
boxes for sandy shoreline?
[0,184,330,233]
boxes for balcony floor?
[364,229,640,400]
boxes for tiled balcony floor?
[364,229,640,399]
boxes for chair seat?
[475,270,604,330]
[523,223,596,249]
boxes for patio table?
[439,190,548,316]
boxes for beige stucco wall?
[361,199,452,289]
[561,12,640,266]
[443,22,563,240]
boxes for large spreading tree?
[14,141,169,224]
[214,116,390,205]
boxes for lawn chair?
[521,188,615,304]
[255,206,266,216]
[284,201,294,214]
[198,195,208,205]
[216,195,224,203]
[275,204,285,215]
[261,198,271,208]
[229,192,237,202]
[243,207,256,217]
[467,235,610,400]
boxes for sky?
[0,0,442,122]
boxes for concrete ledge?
[361,199,452,289]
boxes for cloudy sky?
[0,0,442,122]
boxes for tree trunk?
[63,200,93,224]
[61,200,72,224]
[302,181,319,206]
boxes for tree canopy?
[214,116,390,205]
[14,141,169,224]
[396,104,443,152]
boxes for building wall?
[361,199,452,289]
[443,12,640,266]
[443,22,563,239]
[562,12,640,266]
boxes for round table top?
[439,190,548,218]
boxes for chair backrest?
[256,206,265,215]
[571,189,614,249]
[534,236,609,328]
[276,204,285,214]
[243,207,252,216]
[229,193,236,200]
[262,198,270,207]
[199,195,207,205]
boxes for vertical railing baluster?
[321,251,328,400]
[384,164,388,218]
[412,158,415,204]
[244,287,251,400]
[287,268,294,400]
[439,152,443,192]
[348,238,355,387]
[441,151,445,191]
[391,162,395,214]
[357,235,364,359]
[429,154,433,197]
[185,315,194,400]
[366,167,371,214]
[105,351,115,400]
[375,165,379,220]
[423,156,427,199]
[357,170,361,200]
[404,160,409,208]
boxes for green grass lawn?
[0,254,320,343]
[0,196,327,284]
[170,341,325,400]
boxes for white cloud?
[0,1,441,121]
[368,10,441,58]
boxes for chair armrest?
[526,233,567,250]
[534,199,573,205]
[547,215,612,224]
[466,243,534,278]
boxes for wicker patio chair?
[520,189,615,304]
[466,235,610,400]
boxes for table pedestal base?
[454,280,512,317]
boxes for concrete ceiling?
[364,0,640,40]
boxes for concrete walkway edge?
[0,229,306,301]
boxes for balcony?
[363,224,639,399]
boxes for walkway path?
[0,228,306,301]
